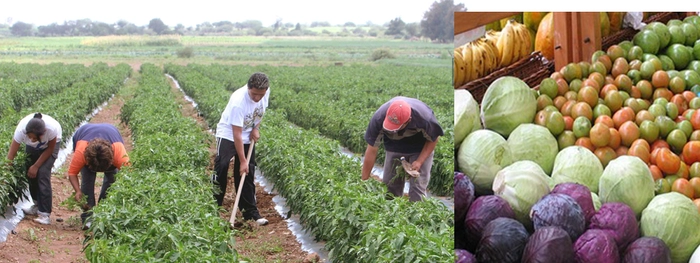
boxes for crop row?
[0,62,131,211]
[257,110,453,262]
[163,63,454,196]
[83,63,238,262]
[0,62,96,118]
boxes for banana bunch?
[496,20,533,67]
[453,36,500,88]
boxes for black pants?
[26,145,58,214]
[80,166,117,223]
[212,137,260,220]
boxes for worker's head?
[247,72,269,103]
[383,99,411,133]
[25,113,46,142]
[84,138,114,172]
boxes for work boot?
[22,205,38,216]
[34,212,50,225]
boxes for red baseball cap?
[383,99,411,131]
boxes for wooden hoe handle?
[229,140,255,227]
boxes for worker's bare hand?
[240,160,250,175]
[27,165,39,179]
[250,129,260,143]
[361,173,369,181]
[411,161,422,172]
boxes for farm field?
[0,35,450,67]
[0,36,453,262]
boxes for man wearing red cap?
[361,96,443,201]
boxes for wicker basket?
[458,51,554,103]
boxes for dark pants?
[80,166,117,223]
[212,137,260,220]
[383,150,433,202]
[26,145,58,214]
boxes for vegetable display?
[456,13,700,263]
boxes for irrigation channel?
[0,98,113,242]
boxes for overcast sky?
[1,0,442,27]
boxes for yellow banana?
[472,40,486,79]
[479,40,492,77]
[509,21,522,65]
[462,43,474,82]
[484,31,501,68]
[481,37,500,75]
[453,48,465,86]
[453,51,459,88]
[485,30,500,44]
[514,23,531,60]
[470,42,485,80]
[498,21,515,67]
[477,38,495,77]
[495,30,506,67]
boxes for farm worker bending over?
[6,113,62,225]
[362,97,444,202]
[67,123,130,229]
[212,72,270,226]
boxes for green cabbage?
[492,160,551,228]
[455,89,481,147]
[640,192,700,263]
[598,155,655,219]
[591,192,601,211]
[551,146,604,193]
[457,129,510,195]
[480,76,537,138]
[506,124,558,175]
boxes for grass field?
[0,35,451,67]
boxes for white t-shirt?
[13,113,63,150]
[216,85,270,144]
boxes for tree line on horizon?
[1,0,464,42]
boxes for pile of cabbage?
[454,85,700,263]
[456,171,700,263]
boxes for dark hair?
[247,72,269,90]
[25,113,46,137]
[84,138,113,172]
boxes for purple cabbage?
[589,202,640,253]
[530,193,586,241]
[455,171,476,224]
[622,236,671,263]
[574,229,620,263]
[464,195,516,250]
[551,182,596,225]
[455,249,477,263]
[521,226,575,263]
[476,217,529,263]
[455,171,476,249]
